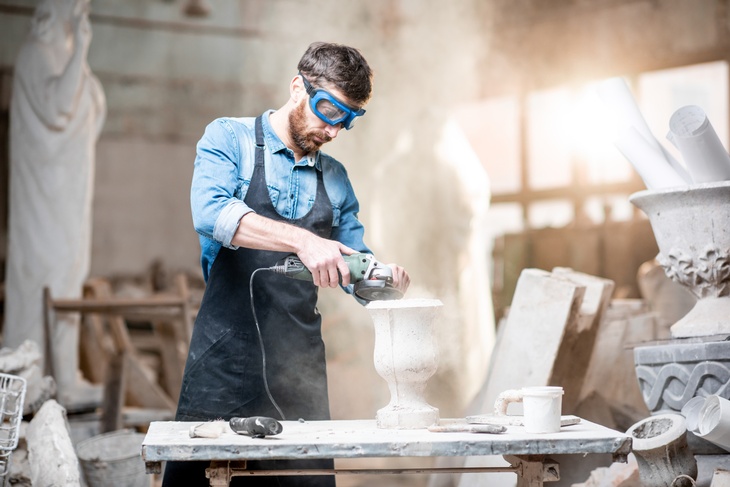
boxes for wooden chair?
[43,274,195,431]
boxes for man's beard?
[289,101,332,155]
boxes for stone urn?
[629,180,730,338]
[626,413,697,487]
[366,298,442,429]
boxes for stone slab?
[142,418,631,464]
[469,268,586,417]
[550,268,615,412]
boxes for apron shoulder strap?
[254,115,265,168]
[255,115,264,147]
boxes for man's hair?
[297,42,373,107]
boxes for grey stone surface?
[634,339,730,414]
[142,418,631,464]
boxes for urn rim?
[629,179,730,204]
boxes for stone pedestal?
[634,336,730,455]
[634,339,730,414]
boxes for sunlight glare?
[554,84,630,184]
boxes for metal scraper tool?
[465,414,581,427]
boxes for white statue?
[4,0,105,409]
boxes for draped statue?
[5,0,105,409]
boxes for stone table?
[142,418,631,486]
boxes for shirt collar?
[261,110,322,171]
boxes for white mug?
[495,386,564,434]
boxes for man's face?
[300,74,365,130]
[288,94,336,155]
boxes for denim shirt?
[190,110,371,282]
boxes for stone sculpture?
[4,0,106,410]
[367,298,442,429]
[630,181,730,338]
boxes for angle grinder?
[269,253,403,301]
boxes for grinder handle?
[273,253,373,283]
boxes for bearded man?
[162,42,409,486]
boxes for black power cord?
[249,268,286,420]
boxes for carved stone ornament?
[634,339,730,454]
[658,246,730,299]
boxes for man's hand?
[387,264,410,295]
[296,236,356,289]
[233,212,357,288]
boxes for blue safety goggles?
[300,73,365,130]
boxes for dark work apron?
[162,116,336,487]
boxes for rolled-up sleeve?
[331,177,370,254]
[333,180,372,303]
[190,119,254,248]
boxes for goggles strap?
[300,73,316,97]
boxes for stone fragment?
[0,340,57,416]
[26,400,81,486]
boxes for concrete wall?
[479,0,730,95]
[1,0,728,425]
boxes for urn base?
[376,404,439,429]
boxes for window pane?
[529,200,573,229]
[583,195,636,224]
[575,83,635,185]
[486,202,524,237]
[485,202,525,280]
[527,88,573,190]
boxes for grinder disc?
[354,280,404,301]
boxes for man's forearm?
[231,212,311,253]
[231,212,356,288]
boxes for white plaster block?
[27,400,81,486]
[472,268,586,417]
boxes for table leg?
[206,460,240,487]
[504,455,560,487]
